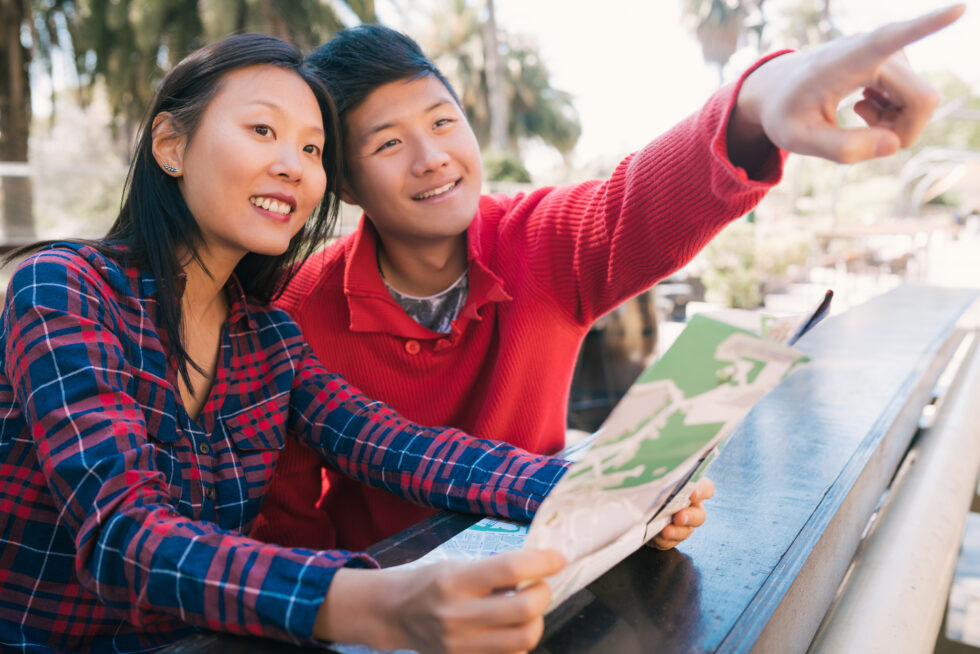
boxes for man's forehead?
[348,76,457,136]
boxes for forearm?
[515,69,786,325]
[314,567,403,646]
[79,499,374,641]
[291,363,569,520]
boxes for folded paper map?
[330,298,829,654]
[525,313,810,608]
[366,294,830,611]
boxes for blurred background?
[1,0,978,430]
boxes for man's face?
[341,74,482,244]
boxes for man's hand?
[730,4,966,165]
[648,477,715,551]
[316,548,566,654]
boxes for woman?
[0,34,565,653]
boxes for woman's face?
[177,65,327,264]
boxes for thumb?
[457,549,567,593]
[800,124,900,163]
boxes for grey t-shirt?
[383,271,469,334]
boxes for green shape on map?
[470,521,526,534]
[744,357,766,384]
[567,411,663,481]
[637,315,755,396]
[600,409,725,489]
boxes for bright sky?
[380,0,979,175]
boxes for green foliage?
[56,0,370,136]
[918,73,980,152]
[776,0,839,48]
[482,149,531,183]
[424,0,580,158]
[700,220,762,308]
[699,219,812,308]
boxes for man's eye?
[434,118,454,128]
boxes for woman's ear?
[151,112,186,177]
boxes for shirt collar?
[343,214,511,337]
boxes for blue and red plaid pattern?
[0,244,568,652]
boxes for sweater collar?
[343,214,511,338]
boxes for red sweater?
[251,64,785,551]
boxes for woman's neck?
[178,245,239,317]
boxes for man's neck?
[376,233,468,297]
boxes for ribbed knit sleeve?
[492,53,788,326]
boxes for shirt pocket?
[223,393,289,451]
[221,393,290,515]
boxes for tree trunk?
[347,0,377,24]
[0,0,35,240]
[483,0,509,153]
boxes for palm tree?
[780,0,838,48]
[71,0,371,136]
[423,0,580,175]
[682,0,765,86]
[1,0,375,238]
[1,0,35,239]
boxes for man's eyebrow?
[360,99,454,144]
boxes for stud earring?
[163,163,179,173]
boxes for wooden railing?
[163,284,980,653]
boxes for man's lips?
[412,179,461,201]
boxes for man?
[252,6,964,552]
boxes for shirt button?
[405,340,421,355]
[198,442,211,455]
[204,487,216,500]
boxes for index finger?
[457,548,567,592]
[860,4,965,64]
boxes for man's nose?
[411,138,451,176]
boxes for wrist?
[314,567,404,648]
[726,51,794,175]
[730,69,766,144]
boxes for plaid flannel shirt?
[0,244,568,653]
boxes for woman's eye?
[434,118,454,128]
[304,144,321,155]
[253,125,271,136]
[374,139,400,153]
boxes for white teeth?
[250,196,292,215]
[414,180,457,200]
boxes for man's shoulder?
[277,236,351,312]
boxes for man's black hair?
[305,24,460,124]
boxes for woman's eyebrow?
[242,99,324,135]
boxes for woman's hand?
[316,548,566,653]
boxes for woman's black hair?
[8,33,343,391]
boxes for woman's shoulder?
[9,242,136,303]
[15,241,124,277]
